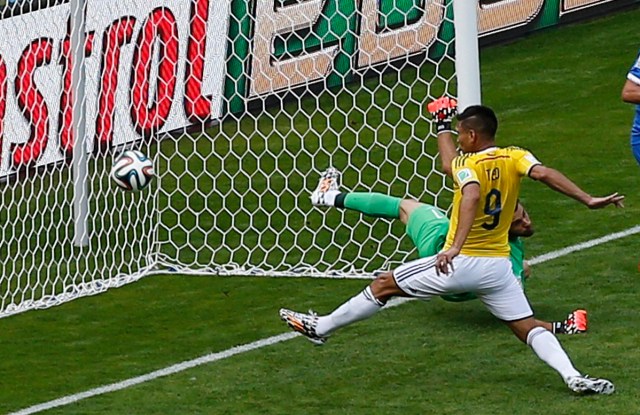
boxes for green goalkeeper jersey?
[406,205,526,303]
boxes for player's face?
[509,203,534,237]
[456,123,476,153]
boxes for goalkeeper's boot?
[279,308,327,345]
[566,375,615,395]
[311,167,341,207]
[554,309,588,335]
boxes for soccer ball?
[111,150,154,191]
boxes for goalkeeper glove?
[427,96,458,134]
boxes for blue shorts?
[632,141,640,166]
[631,113,640,165]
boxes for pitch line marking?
[527,225,640,265]
[9,225,640,415]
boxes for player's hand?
[427,96,458,134]
[435,247,459,276]
[585,193,625,209]
[523,260,531,279]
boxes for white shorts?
[393,254,533,321]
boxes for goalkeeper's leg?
[310,168,402,219]
[336,192,402,219]
[337,194,427,226]
[310,168,429,224]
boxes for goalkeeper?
[308,98,586,335]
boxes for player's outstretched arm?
[437,132,458,177]
[428,96,458,177]
[622,79,640,104]
[529,165,624,209]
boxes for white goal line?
[9,224,640,415]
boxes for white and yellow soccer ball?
[111,150,154,191]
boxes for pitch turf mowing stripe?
[9,225,640,415]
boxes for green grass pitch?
[2,6,640,414]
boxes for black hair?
[457,105,498,138]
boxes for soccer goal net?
[0,0,479,317]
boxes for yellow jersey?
[444,146,541,257]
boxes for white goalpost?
[0,0,480,317]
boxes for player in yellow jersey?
[307,169,586,334]
[280,99,623,395]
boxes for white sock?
[527,326,581,382]
[315,286,383,337]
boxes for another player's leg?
[480,261,612,395]
[278,309,327,345]
[279,285,384,345]
[566,375,616,395]
[507,317,615,395]
[280,271,405,345]
[522,323,614,395]
[283,247,460,347]
[507,314,611,394]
